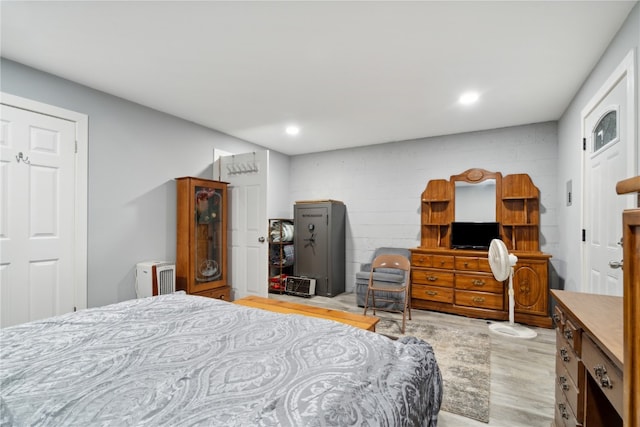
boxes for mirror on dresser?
[451,168,501,224]
[454,180,497,222]
[412,168,552,328]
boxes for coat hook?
[16,152,31,164]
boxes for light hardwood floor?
[269,292,556,427]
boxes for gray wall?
[0,58,267,307]
[288,122,559,292]
[556,3,639,292]
[1,1,637,306]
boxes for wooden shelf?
[268,219,294,294]
[420,179,453,248]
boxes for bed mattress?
[1,292,442,426]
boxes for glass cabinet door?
[194,185,223,282]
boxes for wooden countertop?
[552,290,623,369]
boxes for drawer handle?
[472,279,485,287]
[440,261,445,266]
[472,297,485,303]
[558,403,569,420]
[599,375,613,389]
[558,375,569,391]
[418,256,425,263]
[427,276,438,281]
[593,365,614,389]
[564,329,573,340]
[464,262,469,268]
[560,348,570,363]
[426,290,438,296]
[553,314,561,323]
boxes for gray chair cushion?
[356,247,410,308]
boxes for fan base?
[489,322,537,339]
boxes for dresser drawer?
[553,305,565,330]
[582,333,623,415]
[455,290,503,310]
[455,273,503,293]
[562,318,581,354]
[556,355,582,420]
[411,269,454,287]
[194,286,231,301]
[555,379,580,427]
[556,328,579,385]
[455,256,492,273]
[411,253,454,269]
[412,284,453,303]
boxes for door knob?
[258,236,265,243]
[608,260,623,269]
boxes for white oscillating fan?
[487,239,537,339]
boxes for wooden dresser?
[552,290,623,427]
[411,248,551,327]
[410,168,552,328]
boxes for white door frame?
[1,92,89,311]
[580,50,637,292]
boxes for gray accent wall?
[288,122,559,293]
[1,59,267,307]
[0,1,637,307]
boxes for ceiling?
[1,1,636,155]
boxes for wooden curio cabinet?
[176,177,230,301]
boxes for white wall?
[0,58,269,308]
[289,122,559,292]
[557,3,639,292]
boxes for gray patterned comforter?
[1,292,442,426]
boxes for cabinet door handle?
[472,297,485,303]
[472,279,485,286]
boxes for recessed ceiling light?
[459,92,479,105]
[285,125,300,136]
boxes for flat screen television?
[450,222,500,250]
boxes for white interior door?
[214,150,268,299]
[583,51,636,296]
[0,98,87,327]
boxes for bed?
[0,292,442,426]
